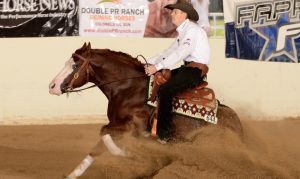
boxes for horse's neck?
[92,52,145,100]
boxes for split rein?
[66,53,149,93]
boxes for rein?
[66,53,148,93]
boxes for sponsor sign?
[224,0,300,62]
[0,0,79,37]
[79,0,148,37]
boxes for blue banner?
[224,0,300,63]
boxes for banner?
[80,0,149,37]
[224,0,300,63]
[0,0,222,38]
[0,0,79,37]
[79,0,180,37]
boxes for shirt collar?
[176,19,189,33]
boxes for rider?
[144,0,211,143]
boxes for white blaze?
[49,58,76,95]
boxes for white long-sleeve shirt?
[148,19,211,71]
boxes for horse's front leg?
[65,132,127,179]
[66,112,148,179]
[65,140,104,179]
[100,123,130,156]
[65,136,126,179]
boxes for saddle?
[149,63,215,108]
[176,82,216,109]
[148,63,216,137]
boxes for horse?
[49,42,242,179]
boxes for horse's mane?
[75,45,144,73]
[92,49,143,68]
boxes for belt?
[184,61,191,65]
[184,61,209,77]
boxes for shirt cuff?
[147,57,156,64]
[155,63,164,71]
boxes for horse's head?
[49,42,94,95]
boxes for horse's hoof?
[64,174,76,179]
[65,177,76,179]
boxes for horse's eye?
[72,64,78,70]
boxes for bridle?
[65,53,148,93]
[66,53,95,92]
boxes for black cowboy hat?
[165,0,199,22]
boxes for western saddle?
[148,62,216,137]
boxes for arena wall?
[0,37,299,124]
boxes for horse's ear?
[87,42,91,53]
[82,42,87,49]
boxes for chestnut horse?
[49,42,242,179]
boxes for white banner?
[79,0,149,37]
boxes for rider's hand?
[144,65,157,76]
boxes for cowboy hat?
[165,0,199,22]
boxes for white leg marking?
[66,154,94,179]
[102,134,126,157]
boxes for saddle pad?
[147,76,218,124]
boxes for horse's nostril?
[51,83,56,89]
